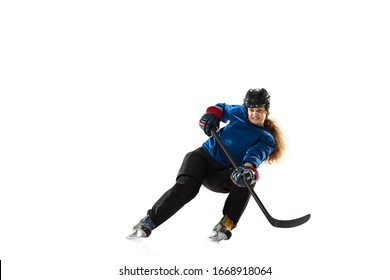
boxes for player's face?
[247,107,267,127]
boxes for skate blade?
[126,229,147,239]
[209,231,227,242]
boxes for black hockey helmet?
[243,88,270,110]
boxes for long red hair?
[265,117,285,164]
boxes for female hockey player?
[127,88,285,241]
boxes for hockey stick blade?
[211,130,311,228]
[269,214,311,228]
[246,184,311,228]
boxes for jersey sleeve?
[243,133,275,168]
[215,103,246,123]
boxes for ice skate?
[126,215,156,239]
[209,215,236,242]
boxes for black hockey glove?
[230,166,259,188]
[199,106,223,136]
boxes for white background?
[1,0,389,279]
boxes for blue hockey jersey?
[202,103,275,168]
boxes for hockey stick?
[211,130,311,228]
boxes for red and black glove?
[230,166,259,188]
[199,106,223,136]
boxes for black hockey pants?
[147,147,253,228]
